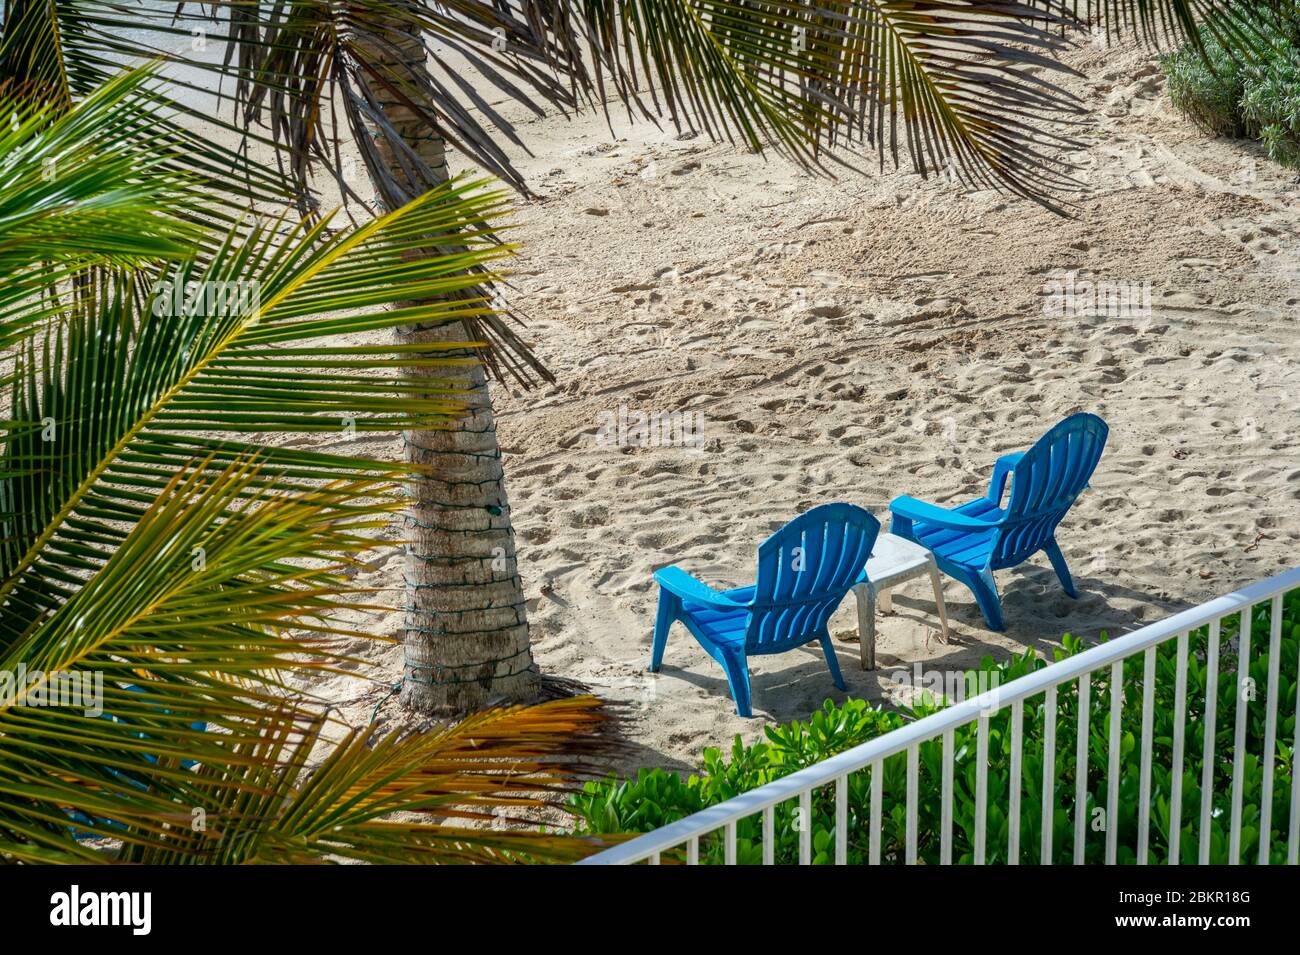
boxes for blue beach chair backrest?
[71,683,207,838]
[746,503,879,653]
[991,413,1108,569]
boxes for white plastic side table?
[851,533,950,670]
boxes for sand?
[257,38,1300,777]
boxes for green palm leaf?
[18,1,1265,216]
[127,697,619,864]
[0,458,387,858]
[0,67,210,359]
[0,0,297,210]
[0,175,520,645]
[0,457,617,863]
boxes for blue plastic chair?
[888,413,1108,632]
[649,502,880,717]
[69,683,207,839]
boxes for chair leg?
[1044,538,1078,598]
[968,567,1006,632]
[927,561,951,643]
[649,588,680,672]
[819,631,847,692]
[879,588,894,614]
[853,583,877,670]
[718,649,753,718]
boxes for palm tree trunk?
[352,31,537,713]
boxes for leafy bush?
[570,588,1300,864]
[1162,6,1300,169]
[1163,33,1248,136]
[1240,46,1300,168]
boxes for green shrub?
[570,588,1300,864]
[1163,34,1248,136]
[1162,6,1300,169]
[1240,47,1300,168]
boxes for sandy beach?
[255,38,1300,776]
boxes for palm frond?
[1034,0,1277,49]
[0,0,298,210]
[0,458,384,858]
[46,1,1250,216]
[127,696,618,864]
[0,67,208,356]
[0,455,617,863]
[95,1,1086,206]
[0,176,523,646]
[10,0,1260,365]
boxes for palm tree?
[2,1,1270,719]
[346,25,547,711]
[0,70,618,861]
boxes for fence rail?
[579,567,1300,865]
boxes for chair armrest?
[889,496,1000,531]
[654,566,748,608]
[988,452,1025,503]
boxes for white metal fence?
[579,567,1300,865]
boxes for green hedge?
[570,588,1300,863]
[1163,6,1300,169]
